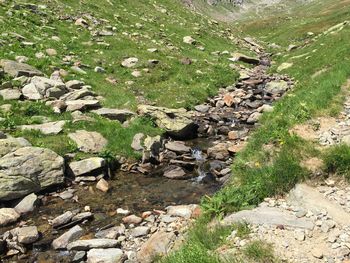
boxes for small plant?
[323,144,350,179]
[233,222,251,238]
[243,241,276,263]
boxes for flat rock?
[15,226,39,244]
[51,211,74,228]
[0,59,43,77]
[130,226,150,237]
[52,225,84,250]
[0,208,20,226]
[122,214,142,225]
[121,57,138,68]
[65,100,100,112]
[163,166,187,179]
[222,206,314,230]
[95,225,125,239]
[0,89,22,100]
[96,178,109,192]
[67,239,119,251]
[20,120,65,135]
[87,248,123,263]
[166,204,198,219]
[265,80,289,95]
[14,193,38,214]
[165,141,191,153]
[68,130,107,153]
[65,80,84,90]
[61,88,94,101]
[229,53,260,65]
[69,157,105,177]
[0,136,31,158]
[91,108,134,123]
[137,231,176,263]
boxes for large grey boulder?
[265,80,289,95]
[0,89,22,100]
[68,130,107,153]
[14,193,38,214]
[0,146,65,201]
[69,157,105,177]
[91,108,135,123]
[137,105,198,139]
[0,59,43,77]
[0,136,31,158]
[19,120,65,135]
[0,208,20,226]
[22,76,67,100]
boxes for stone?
[51,211,74,228]
[14,193,38,214]
[0,59,43,77]
[46,48,57,56]
[121,57,138,68]
[247,112,261,124]
[131,133,144,151]
[311,247,323,259]
[138,105,197,139]
[294,230,305,241]
[73,251,86,263]
[0,136,31,157]
[229,53,260,65]
[96,178,109,192]
[87,248,123,263]
[95,225,125,239]
[122,215,142,225]
[194,105,209,113]
[183,36,196,45]
[71,66,87,75]
[52,225,84,250]
[165,141,191,153]
[0,208,20,226]
[137,231,175,263]
[65,100,100,112]
[72,212,93,222]
[23,76,67,100]
[130,226,150,237]
[277,62,293,72]
[0,146,64,201]
[66,80,85,90]
[163,166,187,179]
[61,88,94,101]
[131,70,142,77]
[0,89,21,100]
[68,130,107,153]
[15,226,39,244]
[207,143,229,160]
[91,108,134,123]
[67,239,119,251]
[20,120,65,135]
[69,157,105,177]
[166,205,198,219]
[265,81,289,95]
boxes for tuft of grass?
[243,241,277,263]
[323,144,350,179]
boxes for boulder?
[52,225,84,250]
[87,248,124,263]
[122,214,142,225]
[0,59,43,77]
[0,146,64,201]
[165,141,191,154]
[14,226,39,244]
[91,108,135,123]
[69,157,105,177]
[0,136,31,158]
[22,76,67,100]
[229,53,260,65]
[166,204,199,219]
[65,80,84,90]
[65,100,100,112]
[121,57,138,68]
[0,89,22,100]
[265,80,289,95]
[0,208,20,226]
[163,166,187,179]
[14,193,38,214]
[130,226,150,238]
[68,130,107,153]
[131,133,144,151]
[19,120,65,135]
[60,88,94,101]
[207,143,229,160]
[51,211,74,228]
[67,239,119,251]
[183,36,196,45]
[137,105,198,139]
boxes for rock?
[71,66,87,75]
[228,131,239,140]
[130,226,150,237]
[138,105,198,139]
[229,53,260,65]
[67,239,119,251]
[51,211,74,228]
[247,112,261,124]
[15,226,39,244]
[65,100,100,112]
[163,166,187,179]
[121,57,138,68]
[131,133,144,151]
[95,225,125,239]
[73,251,86,263]
[166,205,198,219]
[69,157,106,177]
[122,215,142,225]
[66,80,85,90]
[0,136,31,157]
[52,225,84,250]
[277,62,293,72]
[311,247,323,259]
[294,230,305,241]
[22,76,67,100]
[0,59,43,77]
[165,141,190,154]
[183,36,196,45]
[0,89,21,100]
[194,105,209,113]
[87,248,123,263]
[137,231,175,263]
[96,178,109,192]
[68,130,107,153]
[91,108,134,123]
[14,193,38,214]
[265,81,289,95]
[20,120,65,135]
[0,146,64,201]
[131,70,142,77]
[46,48,57,56]
[207,143,229,160]
[61,88,94,101]
[72,212,93,222]
[0,208,20,226]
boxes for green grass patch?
[323,144,350,179]
[243,241,278,263]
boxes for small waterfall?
[192,149,207,182]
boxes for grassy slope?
[0,0,242,158]
[163,0,350,262]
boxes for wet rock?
[69,157,106,177]
[0,89,21,100]
[138,105,198,139]
[265,80,289,95]
[164,141,190,154]
[15,226,39,244]
[72,212,93,222]
[96,178,109,192]
[131,133,144,151]
[0,208,20,226]
[68,130,107,153]
[121,57,138,68]
[0,59,43,77]
[73,251,86,263]
[163,166,187,179]
[52,225,83,250]
[87,248,124,263]
[95,225,125,239]
[137,231,176,263]
[130,226,150,237]
[19,120,65,135]
[0,146,64,201]
[122,215,142,225]
[91,108,134,123]
[14,193,38,214]
[50,211,74,228]
[67,239,119,251]
[229,53,260,65]
[207,143,229,160]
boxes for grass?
[243,241,278,263]
[323,144,350,179]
